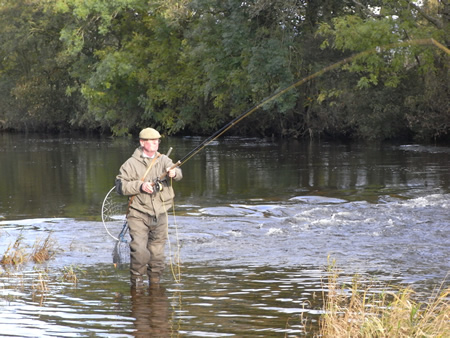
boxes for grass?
[0,234,27,265]
[1,236,448,336]
[0,234,83,291]
[1,233,56,266]
[61,265,81,284]
[32,268,49,293]
[31,234,56,263]
[317,259,450,337]
[0,234,80,303]
[1,233,81,283]
[1,265,81,306]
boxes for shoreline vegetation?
[316,258,449,337]
[0,234,80,298]
[1,235,448,336]
[0,1,448,143]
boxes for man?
[115,127,182,288]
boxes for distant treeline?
[0,0,448,142]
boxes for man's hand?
[141,181,154,194]
[167,167,177,178]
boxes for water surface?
[0,133,449,336]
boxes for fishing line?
[164,178,182,284]
[160,39,449,276]
[174,38,448,168]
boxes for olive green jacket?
[115,147,182,217]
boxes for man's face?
[140,138,160,155]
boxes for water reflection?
[0,254,447,336]
[0,133,449,220]
[0,133,449,336]
[130,285,171,336]
[0,264,328,337]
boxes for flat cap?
[139,127,161,139]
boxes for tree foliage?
[0,0,82,131]
[0,0,448,141]
[317,0,449,140]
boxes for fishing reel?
[153,179,164,192]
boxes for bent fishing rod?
[152,51,354,183]
[159,37,449,177]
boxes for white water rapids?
[1,193,448,288]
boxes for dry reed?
[62,265,79,284]
[318,259,449,337]
[32,269,49,293]
[0,234,27,265]
[1,233,55,266]
[31,234,55,263]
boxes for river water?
[0,133,449,336]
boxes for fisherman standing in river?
[115,127,182,288]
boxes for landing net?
[101,186,130,264]
[101,186,129,242]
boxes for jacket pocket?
[135,192,151,207]
[159,183,175,204]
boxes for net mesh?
[102,186,130,263]
[102,187,128,224]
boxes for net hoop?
[101,186,125,241]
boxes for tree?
[317,0,449,140]
[0,0,82,132]
[0,0,447,141]
[51,0,368,138]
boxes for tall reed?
[31,234,55,263]
[1,233,55,266]
[318,260,449,337]
[0,234,27,265]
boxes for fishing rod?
[154,49,364,180]
[163,38,449,171]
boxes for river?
[0,133,449,336]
